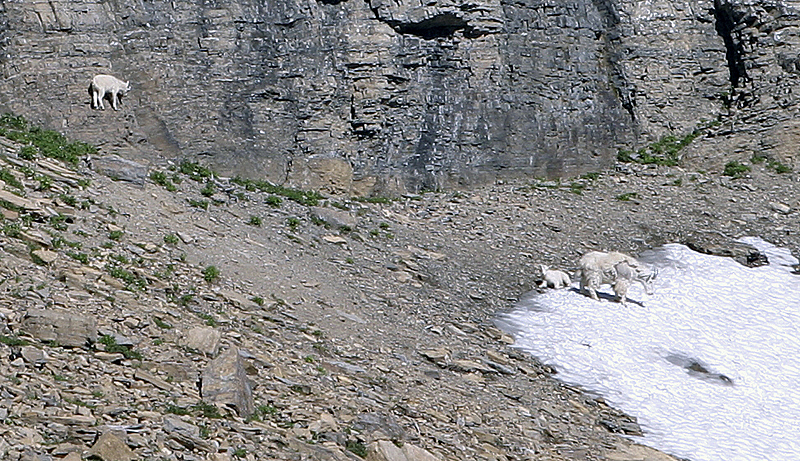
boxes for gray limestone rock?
[200,347,254,418]
[90,155,148,186]
[20,309,97,348]
[163,416,214,452]
[87,432,138,461]
[182,327,222,357]
[309,207,357,232]
[366,440,441,461]
[352,412,405,442]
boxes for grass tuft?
[202,265,220,283]
[0,113,96,166]
[723,161,750,178]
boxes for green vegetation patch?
[98,334,143,360]
[618,119,719,166]
[752,154,792,174]
[265,195,282,207]
[232,176,323,207]
[154,317,173,329]
[568,182,586,195]
[105,263,147,290]
[723,161,750,178]
[346,440,368,458]
[200,182,216,197]
[2,222,22,238]
[615,192,639,202]
[167,400,226,419]
[67,252,89,264]
[0,335,30,346]
[179,161,215,182]
[188,199,209,210]
[202,265,220,283]
[0,168,24,190]
[0,113,96,167]
[49,214,69,231]
[150,171,178,191]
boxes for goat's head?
[637,268,658,295]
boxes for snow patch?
[496,240,800,461]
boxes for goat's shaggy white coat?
[90,74,130,110]
[578,251,657,304]
[539,265,571,289]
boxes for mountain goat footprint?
[577,251,657,305]
[89,74,130,111]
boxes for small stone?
[353,412,405,442]
[182,327,222,356]
[309,413,340,434]
[419,348,449,364]
[309,206,357,231]
[20,346,47,366]
[322,235,348,244]
[450,359,496,374]
[163,416,214,452]
[770,201,791,214]
[88,431,137,461]
[32,248,58,264]
[90,154,148,186]
[21,309,97,348]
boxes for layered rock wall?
[0,0,797,194]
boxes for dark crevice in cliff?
[393,13,468,39]
[591,0,635,122]
[365,0,469,40]
[713,1,748,89]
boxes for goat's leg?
[94,90,104,110]
[585,272,601,301]
[614,281,629,305]
[586,281,600,301]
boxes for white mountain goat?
[577,251,657,305]
[89,74,130,110]
[539,264,571,289]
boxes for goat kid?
[539,265,571,289]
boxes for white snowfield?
[496,239,800,461]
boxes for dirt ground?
[1,149,798,460]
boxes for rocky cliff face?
[0,0,797,194]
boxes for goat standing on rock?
[577,251,657,305]
[89,74,130,111]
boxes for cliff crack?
[591,0,635,122]
[713,0,748,89]
[366,0,470,39]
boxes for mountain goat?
[89,74,130,110]
[578,251,657,305]
[539,265,571,289]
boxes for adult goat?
[577,251,657,305]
